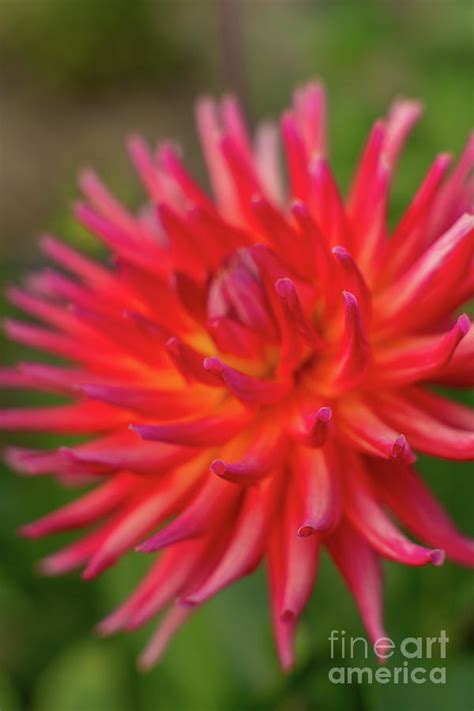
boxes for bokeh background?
[0,0,473,709]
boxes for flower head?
[2,83,473,670]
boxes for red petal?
[293,446,341,536]
[344,455,445,566]
[374,390,474,460]
[181,477,279,606]
[133,402,250,448]
[326,519,386,645]
[137,473,241,552]
[203,356,292,405]
[370,461,474,567]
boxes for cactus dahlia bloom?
[1,83,473,670]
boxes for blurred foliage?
[0,0,190,92]
[0,0,473,710]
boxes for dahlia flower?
[1,83,473,670]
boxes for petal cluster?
[1,83,473,670]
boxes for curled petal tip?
[297,524,317,538]
[128,424,144,439]
[210,459,227,477]
[342,290,358,308]
[179,596,199,608]
[165,336,179,349]
[290,198,306,216]
[457,313,470,336]
[332,245,349,259]
[390,434,406,457]
[317,406,332,423]
[390,435,416,463]
[202,356,224,375]
[275,277,294,298]
[298,406,332,447]
[429,549,445,567]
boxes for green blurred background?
[0,0,473,709]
